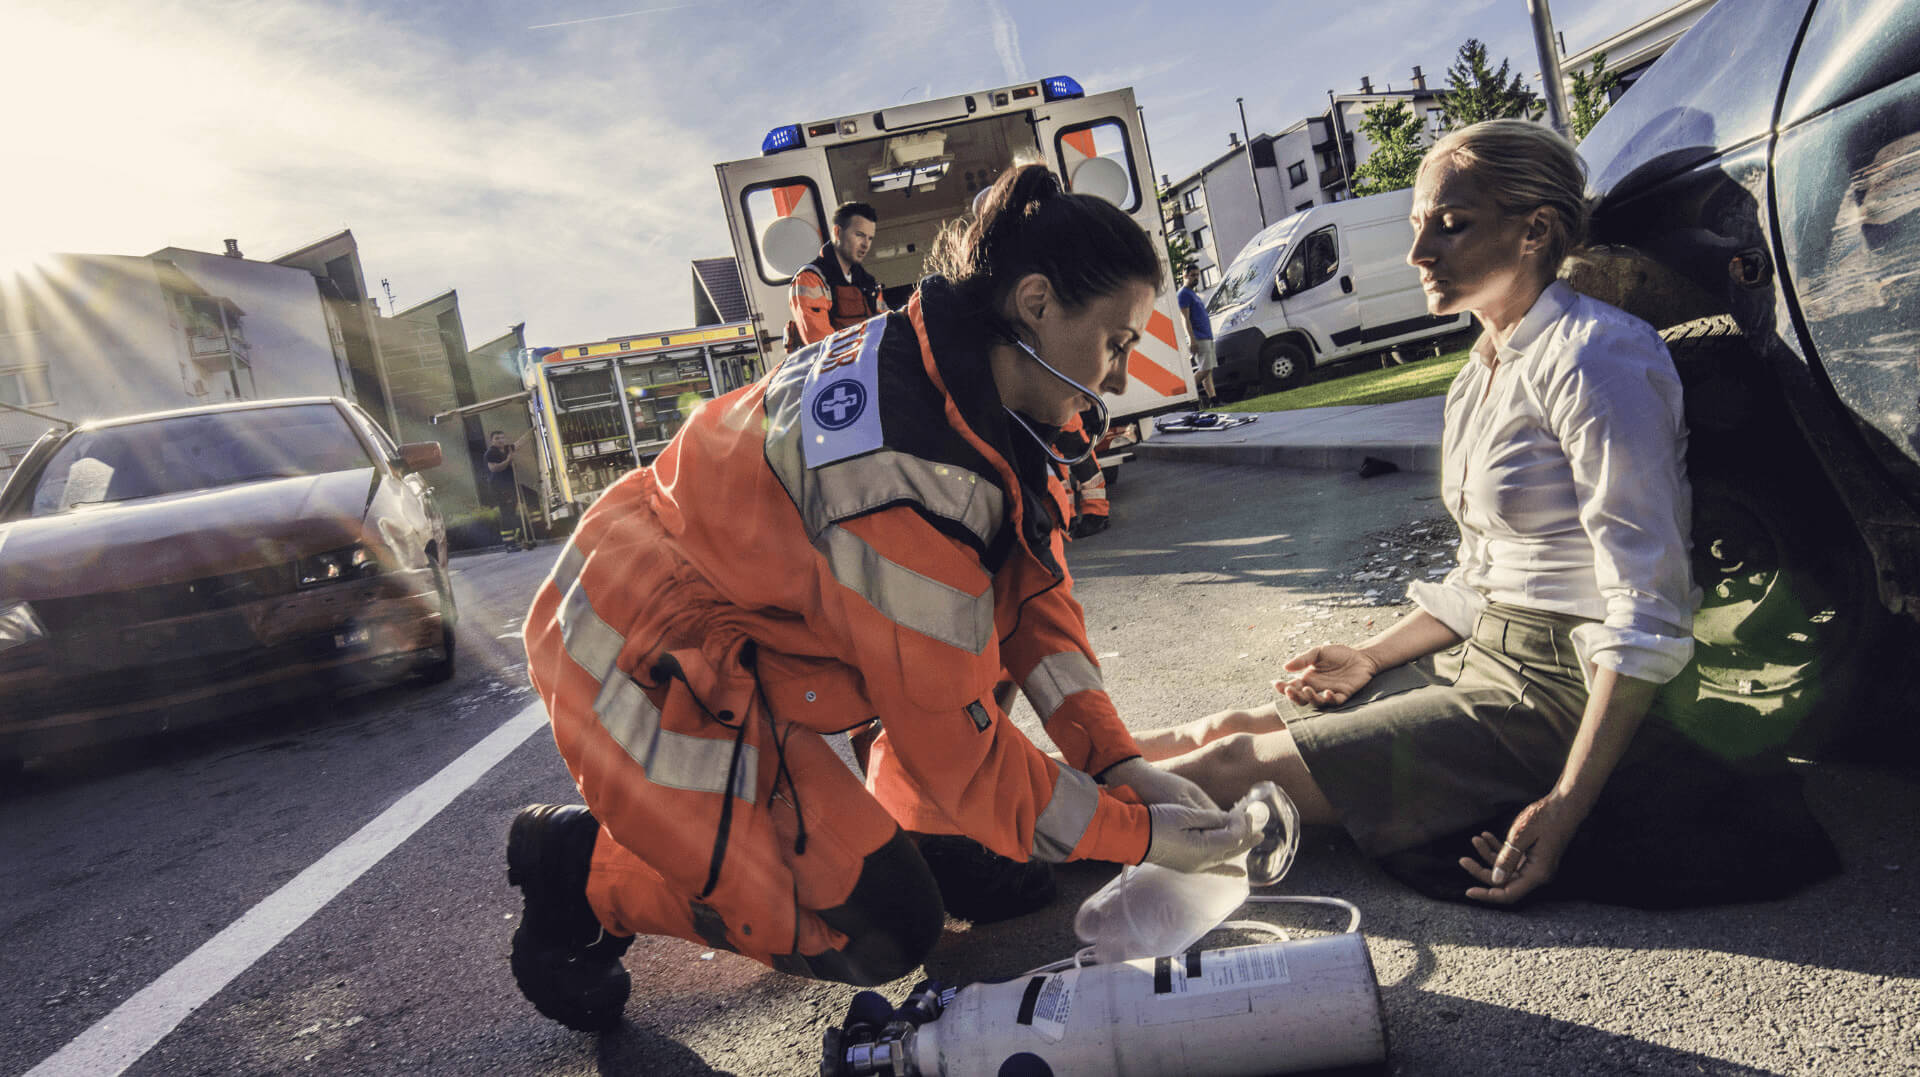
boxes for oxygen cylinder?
[905,933,1385,1076]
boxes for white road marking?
[25,702,549,1077]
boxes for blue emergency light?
[762,124,804,155]
[1041,76,1085,101]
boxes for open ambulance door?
[1032,88,1197,422]
[715,149,836,368]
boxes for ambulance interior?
[823,113,1039,296]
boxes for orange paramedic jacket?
[585,278,1151,866]
[789,246,885,348]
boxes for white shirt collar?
[1472,280,1577,368]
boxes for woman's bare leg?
[1133,701,1292,762]
[1159,729,1341,826]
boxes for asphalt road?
[3,457,1917,1076]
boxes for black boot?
[914,834,1056,924]
[506,804,634,1031]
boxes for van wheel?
[1260,341,1308,391]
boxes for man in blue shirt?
[1176,265,1216,405]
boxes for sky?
[2,0,1677,349]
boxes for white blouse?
[1409,281,1699,685]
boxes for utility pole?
[1236,97,1269,228]
[1526,0,1571,135]
[381,277,398,315]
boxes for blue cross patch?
[798,317,886,467]
[811,379,867,430]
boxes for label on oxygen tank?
[1132,940,1293,998]
[1025,968,1076,1041]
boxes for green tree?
[1164,226,1193,280]
[1438,38,1543,130]
[1568,50,1621,141]
[1351,99,1427,196]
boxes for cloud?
[983,0,1027,84]
[527,3,699,30]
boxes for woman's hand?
[1275,645,1380,707]
[1458,793,1589,905]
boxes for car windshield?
[1207,246,1283,313]
[30,404,373,516]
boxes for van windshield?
[1208,247,1282,313]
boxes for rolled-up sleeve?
[1409,572,1486,639]
[1547,327,1697,684]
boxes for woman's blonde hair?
[1419,119,1590,270]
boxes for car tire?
[417,561,457,684]
[1259,340,1308,391]
[1660,322,1900,758]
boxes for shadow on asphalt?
[598,1026,738,1076]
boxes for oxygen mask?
[1074,781,1300,963]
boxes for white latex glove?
[1141,803,1261,873]
[1103,757,1218,811]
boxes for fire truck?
[434,323,763,535]
[713,76,1198,440]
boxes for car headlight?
[297,544,383,587]
[1220,305,1256,332]
[0,600,48,654]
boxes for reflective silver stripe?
[551,539,586,592]
[1031,765,1100,863]
[817,525,994,655]
[1022,651,1105,723]
[595,673,757,802]
[806,450,1003,545]
[550,540,756,802]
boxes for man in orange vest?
[787,202,887,350]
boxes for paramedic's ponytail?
[927,163,1163,324]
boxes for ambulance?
[713,76,1198,441]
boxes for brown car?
[0,397,457,763]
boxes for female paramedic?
[507,164,1261,1031]
[1137,120,1708,906]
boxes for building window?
[1426,108,1447,136]
[1287,161,1308,187]
[1295,199,1315,212]
[1200,266,1219,289]
[1193,226,1209,254]
[0,365,54,408]
[1182,190,1201,211]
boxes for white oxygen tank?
[905,933,1386,1076]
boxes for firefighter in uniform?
[508,165,1260,1031]
[787,201,887,350]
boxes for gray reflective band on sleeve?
[806,450,1004,547]
[595,675,758,802]
[816,525,995,655]
[549,540,755,803]
[1022,651,1105,723]
[1031,765,1100,863]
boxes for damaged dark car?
[0,397,457,763]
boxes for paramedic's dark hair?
[926,164,1163,328]
[833,202,878,229]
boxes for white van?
[1204,188,1469,394]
